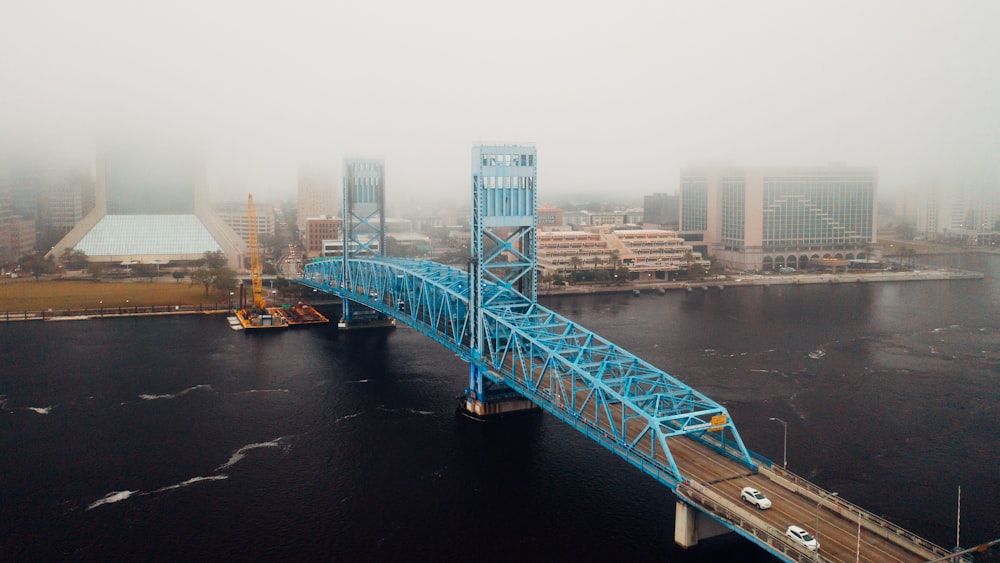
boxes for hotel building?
[680,165,877,272]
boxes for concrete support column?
[461,367,539,418]
[674,501,731,548]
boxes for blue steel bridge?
[301,149,952,563]
[299,255,949,563]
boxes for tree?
[60,248,89,270]
[688,262,706,281]
[568,256,582,272]
[591,255,602,270]
[88,262,104,278]
[609,249,621,272]
[133,263,158,282]
[897,220,917,241]
[203,250,228,269]
[189,267,236,296]
[22,253,56,279]
[172,270,186,283]
[614,265,630,283]
[191,269,215,296]
[707,255,724,278]
[213,267,238,294]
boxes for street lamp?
[769,417,787,468]
[229,291,234,312]
[816,491,839,550]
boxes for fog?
[2,0,998,203]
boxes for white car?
[785,525,819,551]
[740,486,771,509]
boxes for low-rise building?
[306,216,341,259]
[537,228,704,280]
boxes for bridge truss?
[301,256,755,484]
[298,145,949,562]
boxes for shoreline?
[538,268,986,297]
[2,268,984,322]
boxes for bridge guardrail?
[761,464,951,560]
[677,480,817,563]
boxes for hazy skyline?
[2,0,998,203]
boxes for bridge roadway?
[301,257,951,563]
[521,366,947,563]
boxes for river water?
[2,254,998,561]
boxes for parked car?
[740,486,771,509]
[785,525,819,551]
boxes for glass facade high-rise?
[679,176,708,231]
[761,173,874,250]
[680,165,877,271]
[720,177,746,248]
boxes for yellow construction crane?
[247,193,266,311]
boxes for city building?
[48,138,245,269]
[680,165,877,272]
[297,166,338,237]
[306,215,341,258]
[536,228,704,280]
[537,230,611,274]
[216,206,276,243]
[538,204,564,229]
[589,211,625,226]
[896,170,1000,243]
[623,208,644,225]
[562,210,590,228]
[613,229,705,278]
[643,192,679,228]
[0,159,39,264]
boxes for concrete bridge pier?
[462,366,538,418]
[674,501,732,548]
[337,316,396,330]
[462,392,538,418]
[338,301,396,330]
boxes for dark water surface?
[2,254,998,561]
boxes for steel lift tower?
[340,158,393,329]
[464,145,540,416]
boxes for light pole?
[769,417,787,468]
[229,291,234,312]
[816,491,838,551]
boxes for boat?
[272,302,330,326]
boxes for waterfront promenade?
[539,267,985,297]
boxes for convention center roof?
[75,214,222,258]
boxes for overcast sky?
[2,0,998,204]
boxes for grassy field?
[0,278,230,311]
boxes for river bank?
[538,267,985,297]
[2,267,984,321]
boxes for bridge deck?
[527,366,943,562]
[301,257,950,563]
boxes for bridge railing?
[761,464,951,560]
[677,480,817,563]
